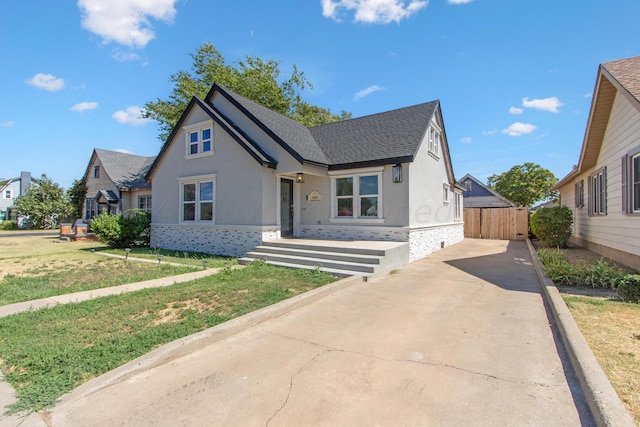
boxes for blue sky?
[2,0,640,190]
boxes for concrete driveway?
[45,239,593,426]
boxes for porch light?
[392,164,402,183]
[296,173,305,183]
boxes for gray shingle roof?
[94,149,155,189]
[602,55,640,104]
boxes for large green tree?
[144,42,351,141]
[487,162,558,207]
[15,174,71,229]
[66,178,87,220]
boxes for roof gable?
[85,149,155,190]
[457,174,515,206]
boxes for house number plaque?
[307,191,322,202]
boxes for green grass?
[0,261,337,414]
[99,247,236,268]
[0,258,195,305]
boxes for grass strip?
[99,247,235,267]
[0,262,337,414]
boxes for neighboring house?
[457,174,515,208]
[0,171,32,226]
[83,149,155,220]
[554,56,640,270]
[146,84,464,261]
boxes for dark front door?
[280,178,294,237]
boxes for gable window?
[588,167,607,216]
[428,126,441,158]
[85,198,96,219]
[622,148,640,214]
[443,184,450,205]
[138,195,152,213]
[178,174,216,223]
[574,180,584,208]
[330,169,383,221]
[3,190,11,199]
[464,180,472,192]
[94,166,100,178]
[184,121,214,158]
[454,191,462,221]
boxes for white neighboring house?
[0,172,33,227]
[146,84,465,263]
[554,56,640,271]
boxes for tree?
[66,178,87,220]
[15,174,71,229]
[487,162,558,207]
[143,42,351,141]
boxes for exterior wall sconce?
[392,164,402,183]
[296,173,305,183]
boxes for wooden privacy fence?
[464,207,529,240]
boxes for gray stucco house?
[146,84,464,262]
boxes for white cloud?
[0,121,15,127]
[584,92,593,98]
[447,0,473,3]
[71,102,99,112]
[482,129,497,136]
[112,50,141,62]
[509,106,523,115]
[522,96,563,113]
[460,137,472,144]
[353,85,384,100]
[25,73,65,91]
[112,106,151,126]
[114,148,134,154]
[78,0,177,49]
[321,0,428,24]
[502,122,537,137]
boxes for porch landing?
[239,238,410,277]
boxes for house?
[0,171,32,226]
[553,56,640,270]
[457,174,515,208]
[82,149,155,220]
[146,84,465,265]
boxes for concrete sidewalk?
[34,239,626,426]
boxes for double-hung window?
[443,184,450,204]
[588,167,607,216]
[94,166,100,178]
[138,195,152,213]
[179,175,216,223]
[3,190,11,199]
[428,126,441,158]
[184,121,213,158]
[331,169,383,220]
[85,198,96,219]
[622,147,640,214]
[574,180,584,208]
[454,191,462,221]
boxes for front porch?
[239,238,410,277]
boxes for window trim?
[177,174,217,223]
[184,120,214,159]
[454,191,462,221]
[428,125,441,158]
[329,167,384,223]
[574,179,584,208]
[3,189,11,199]
[85,197,96,219]
[443,184,450,205]
[622,147,640,215]
[94,165,100,178]
[138,195,152,213]
[588,167,607,216]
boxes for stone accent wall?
[408,223,464,262]
[150,224,279,257]
[299,225,409,242]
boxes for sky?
[2,0,640,190]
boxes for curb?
[526,239,634,427]
[50,274,364,409]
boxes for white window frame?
[588,167,607,216]
[443,184,450,205]
[184,120,214,159]
[329,167,384,223]
[574,180,584,208]
[428,125,441,158]
[138,195,152,213]
[454,191,462,221]
[3,189,11,199]
[177,174,216,223]
[632,153,640,213]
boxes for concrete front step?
[260,240,387,257]
[250,245,382,265]
[242,251,377,274]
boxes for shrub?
[537,248,625,289]
[530,206,573,248]
[90,209,150,248]
[617,275,640,303]
[0,221,18,231]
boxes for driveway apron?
[46,239,593,426]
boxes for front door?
[280,178,294,237]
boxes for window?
[138,195,152,213]
[588,167,607,216]
[3,190,11,199]
[464,180,472,192]
[428,126,441,157]
[184,121,213,158]
[443,184,450,204]
[178,175,216,222]
[331,170,382,220]
[94,166,100,178]
[85,198,96,219]
[622,148,640,214]
[454,191,462,220]
[574,180,584,208]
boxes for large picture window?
[178,175,216,223]
[331,170,382,220]
[184,121,213,158]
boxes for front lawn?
[0,261,337,414]
[99,246,236,268]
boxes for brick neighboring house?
[0,171,33,227]
[82,149,155,221]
